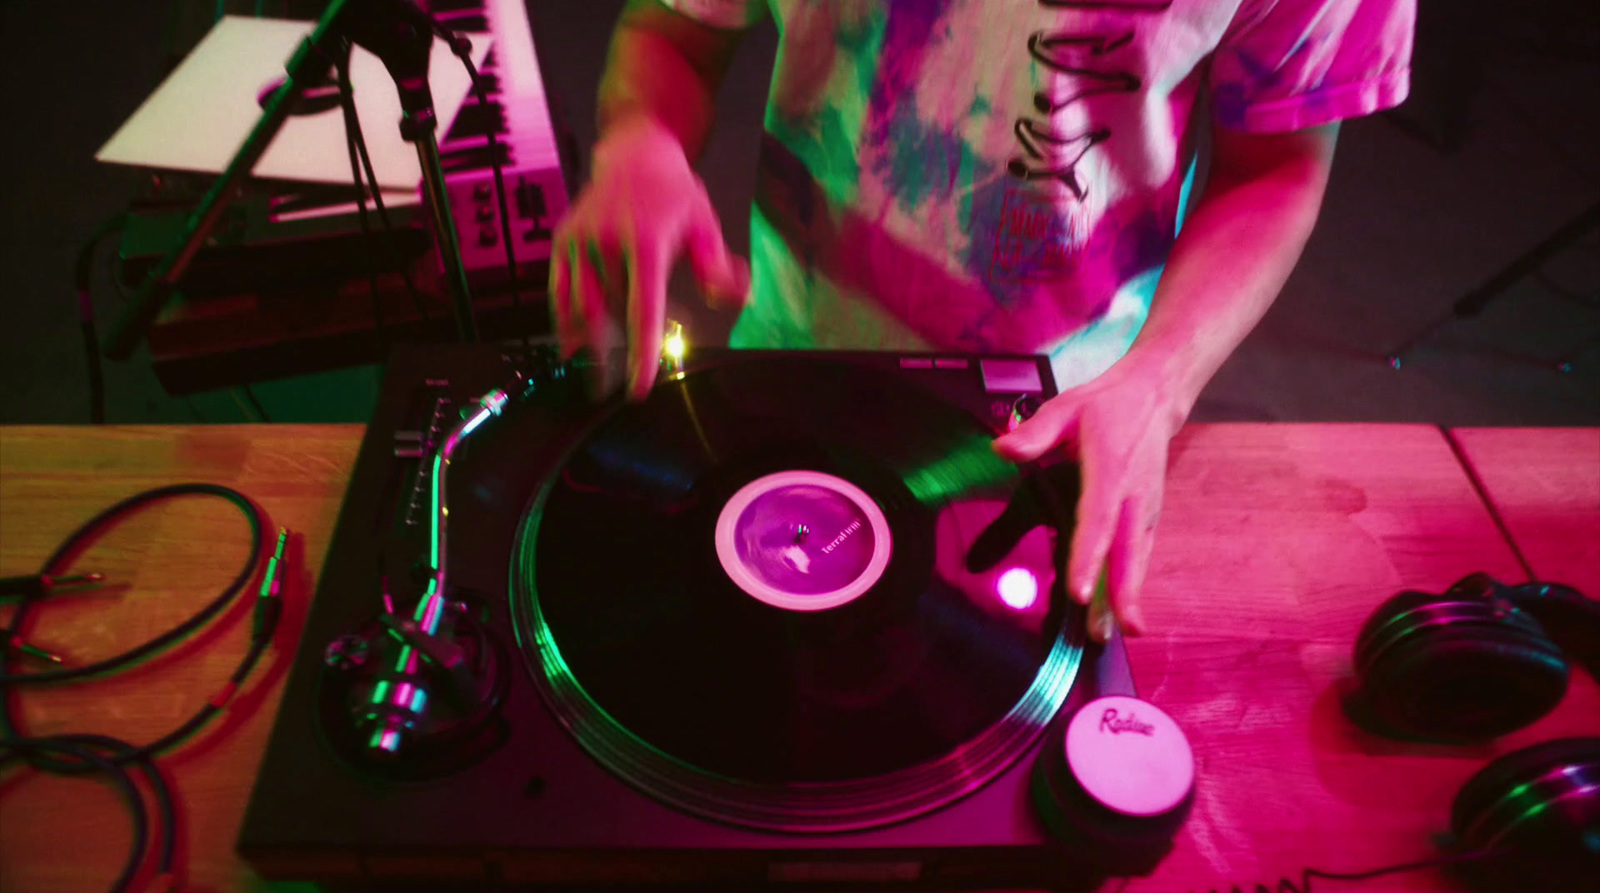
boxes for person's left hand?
[990,360,1184,642]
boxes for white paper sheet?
[96,16,491,192]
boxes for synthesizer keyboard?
[427,0,570,287]
[135,1,575,395]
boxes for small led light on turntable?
[663,320,687,374]
[996,567,1040,611]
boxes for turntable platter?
[511,355,1085,831]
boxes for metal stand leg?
[1388,201,1600,369]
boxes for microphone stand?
[347,1,479,344]
[102,0,477,361]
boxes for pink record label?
[715,471,893,611]
[1064,695,1194,817]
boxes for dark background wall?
[1,0,1595,426]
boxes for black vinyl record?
[510,354,1085,831]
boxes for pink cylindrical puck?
[1064,695,1194,817]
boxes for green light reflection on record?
[900,431,1017,506]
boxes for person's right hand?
[548,114,750,401]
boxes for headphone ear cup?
[1449,737,1600,892]
[1509,581,1600,684]
[1350,592,1569,741]
[1353,590,1450,647]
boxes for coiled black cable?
[0,734,177,893]
[0,483,277,893]
[1190,849,1492,893]
[72,213,129,425]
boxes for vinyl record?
[510,354,1085,831]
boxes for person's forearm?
[597,1,740,161]
[1118,124,1339,427]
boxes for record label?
[715,470,892,612]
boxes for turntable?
[236,342,1192,889]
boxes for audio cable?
[0,484,283,893]
[72,212,129,424]
[332,40,434,330]
[1188,849,1493,893]
[441,26,529,348]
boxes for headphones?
[1346,572,1600,891]
[1029,572,1599,889]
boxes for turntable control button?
[1065,695,1194,818]
[394,430,426,459]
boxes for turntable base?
[7,414,1594,893]
[236,343,1117,889]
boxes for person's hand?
[990,359,1183,642]
[548,115,750,400]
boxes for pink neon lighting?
[997,568,1039,610]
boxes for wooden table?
[0,426,361,893]
[1,423,1596,893]
[1449,427,1600,596]
[1125,425,1600,892]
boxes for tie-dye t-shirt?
[663,0,1413,388]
